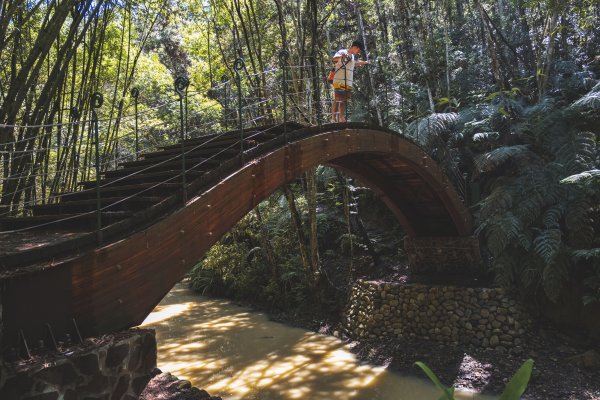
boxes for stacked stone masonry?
[0,329,156,400]
[344,280,532,351]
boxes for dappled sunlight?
[141,303,194,325]
[142,283,496,399]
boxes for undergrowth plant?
[407,78,600,304]
[415,359,534,400]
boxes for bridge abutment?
[404,236,483,274]
[0,329,156,399]
[344,280,532,351]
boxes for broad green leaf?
[499,359,534,400]
[414,362,455,400]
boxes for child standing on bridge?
[331,40,368,123]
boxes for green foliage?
[406,113,459,145]
[474,145,532,174]
[189,241,249,296]
[473,84,600,303]
[499,359,535,400]
[415,359,534,400]
[414,362,455,400]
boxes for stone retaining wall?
[0,329,156,399]
[344,280,532,351]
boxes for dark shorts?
[334,89,351,101]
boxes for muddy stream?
[141,283,496,400]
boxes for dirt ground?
[340,326,600,400]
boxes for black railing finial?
[90,92,103,244]
[174,76,189,204]
[279,49,290,141]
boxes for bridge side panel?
[1,268,73,352]
[1,128,475,345]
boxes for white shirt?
[333,49,355,89]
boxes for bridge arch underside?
[327,153,465,237]
[2,127,472,348]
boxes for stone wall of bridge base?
[0,329,156,400]
[344,280,533,351]
[404,236,483,273]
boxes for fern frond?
[543,206,564,229]
[475,145,531,173]
[563,193,594,246]
[406,113,458,144]
[477,186,513,221]
[533,229,562,264]
[514,192,545,227]
[493,253,517,288]
[572,248,600,260]
[560,169,600,186]
[522,97,556,117]
[516,232,533,251]
[523,164,564,204]
[556,132,597,174]
[472,132,500,142]
[486,212,522,257]
[520,258,543,288]
[542,252,570,302]
[570,91,600,112]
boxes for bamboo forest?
[0,0,599,399]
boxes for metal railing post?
[278,49,289,142]
[234,58,245,162]
[222,75,230,128]
[130,87,140,160]
[175,76,190,204]
[90,92,103,244]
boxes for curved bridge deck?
[0,122,475,350]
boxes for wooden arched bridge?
[0,122,480,352]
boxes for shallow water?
[141,283,496,400]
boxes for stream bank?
[141,283,495,400]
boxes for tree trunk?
[254,207,279,282]
[356,3,383,125]
[537,9,559,98]
[282,185,315,289]
[305,168,320,276]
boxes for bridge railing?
[0,50,466,234]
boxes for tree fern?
[562,193,595,246]
[474,145,532,173]
[522,97,556,118]
[516,232,533,252]
[406,112,458,145]
[485,212,522,257]
[477,183,514,221]
[493,252,517,288]
[542,206,564,229]
[555,131,597,174]
[570,90,600,112]
[519,259,542,289]
[542,252,570,302]
[533,229,562,264]
[572,248,600,261]
[450,75,600,305]
[560,169,600,186]
[472,131,500,142]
